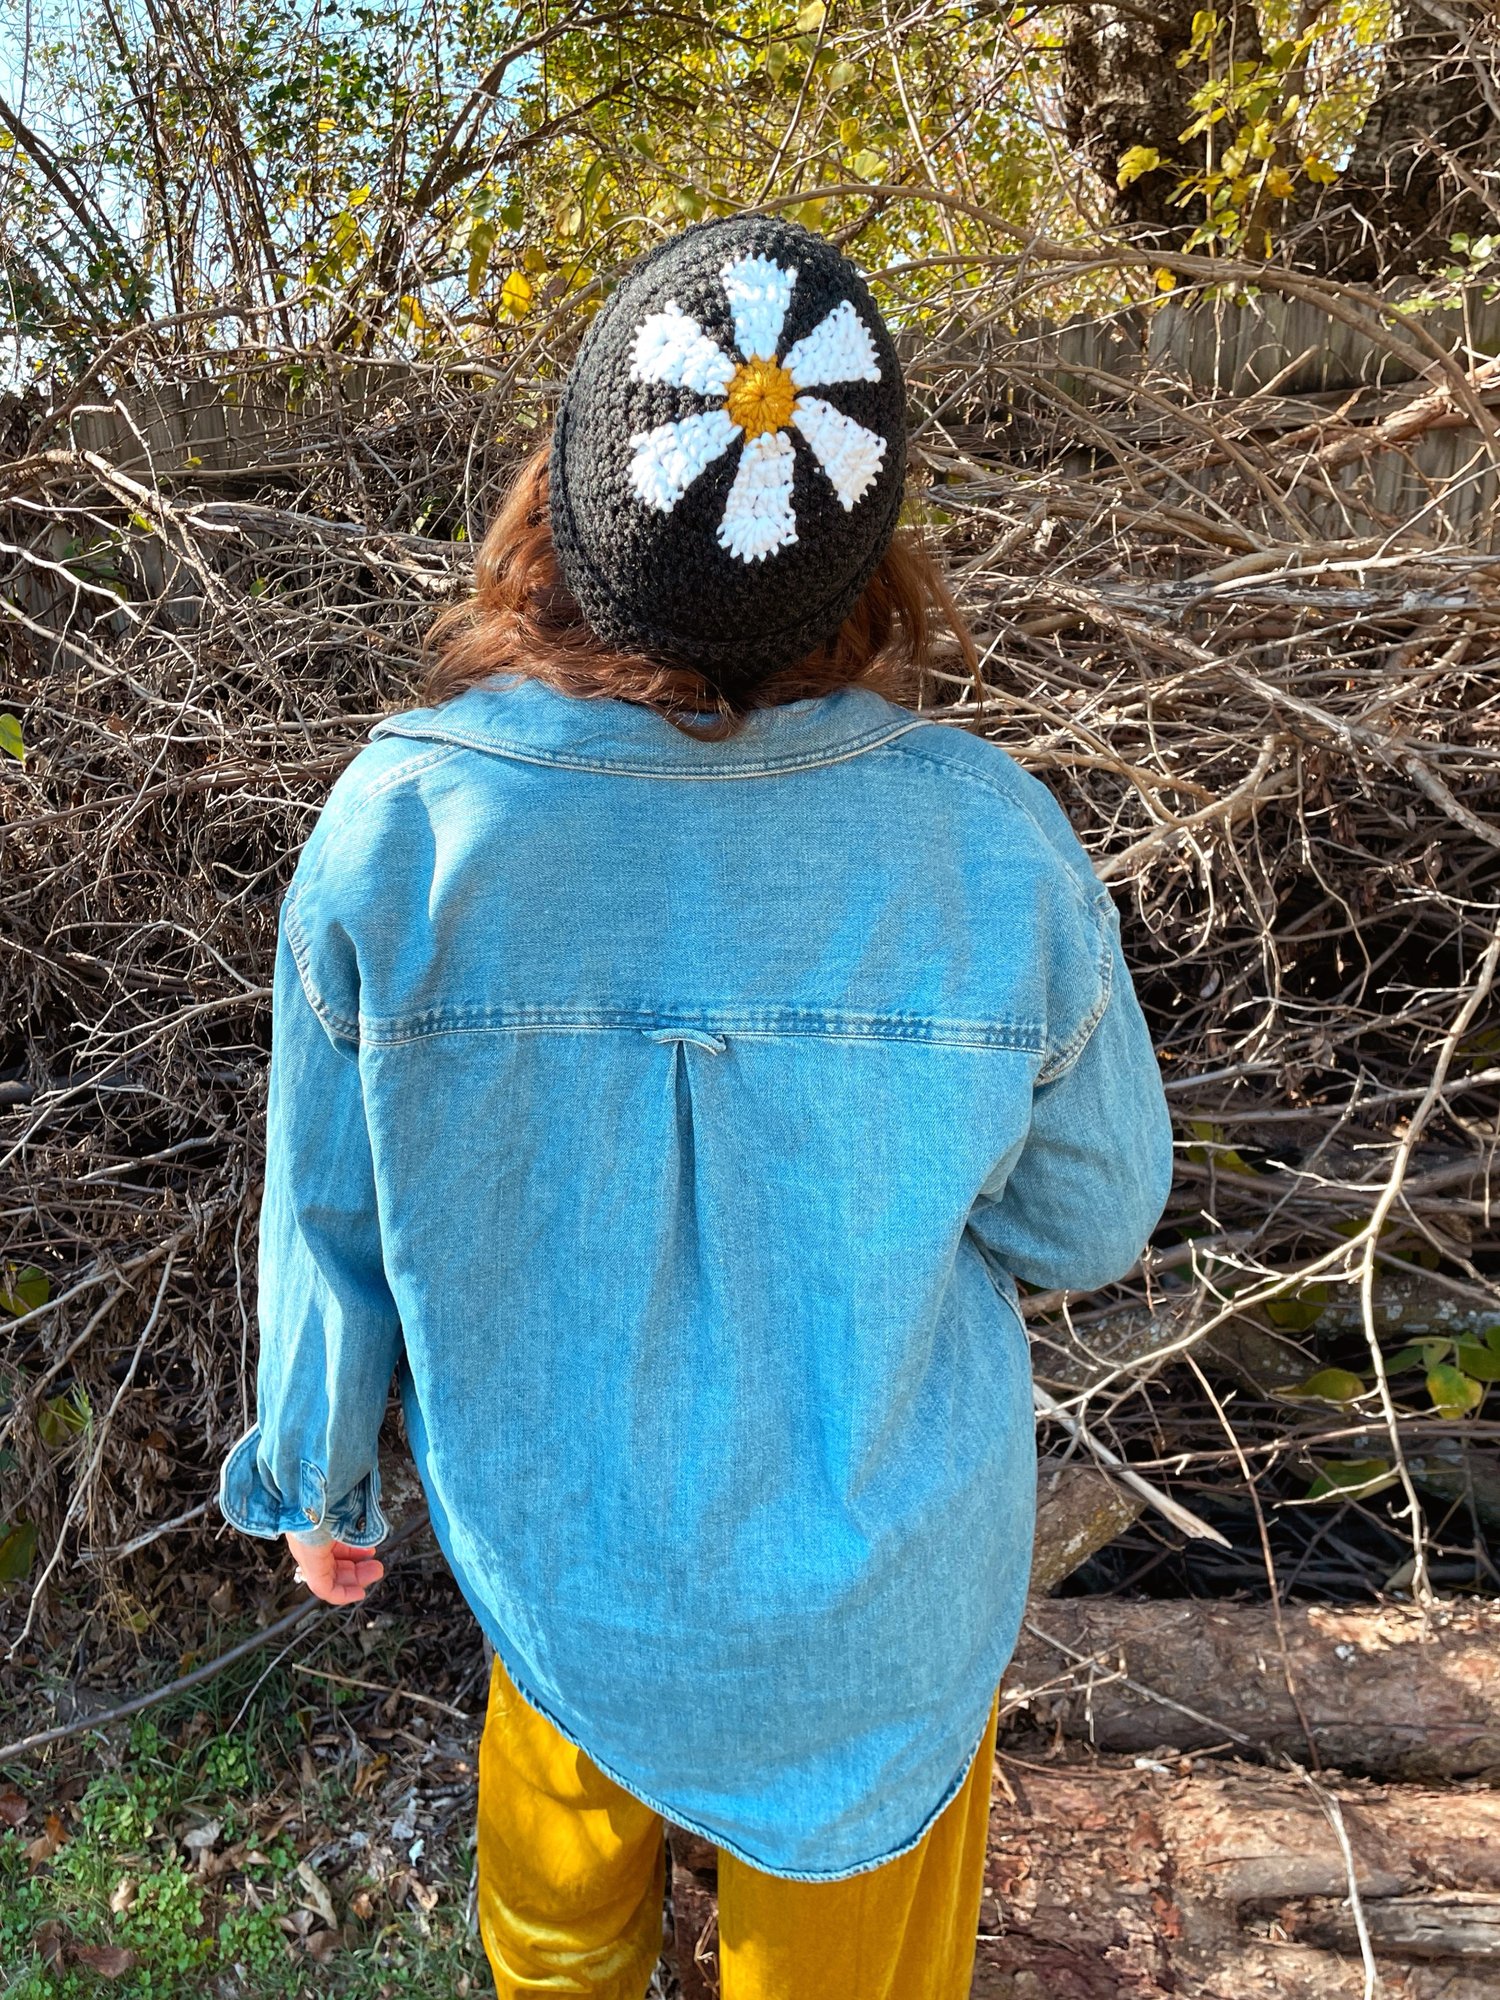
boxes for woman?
[220,214,1173,2000]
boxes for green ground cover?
[1,1593,491,1999]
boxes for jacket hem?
[480,1633,1000,1885]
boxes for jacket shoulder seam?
[1036,891,1115,1085]
[890,733,1109,1075]
[282,890,360,1044]
[289,744,468,1044]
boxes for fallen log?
[975,1756,1500,1999]
[1006,1598,1500,1782]
[1030,1460,1147,1595]
[671,1753,1500,1999]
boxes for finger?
[331,1558,384,1587]
[322,1579,371,1604]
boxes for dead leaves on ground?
[33,1923,138,1978]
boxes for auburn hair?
[423,445,979,740]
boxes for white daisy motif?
[625,255,887,564]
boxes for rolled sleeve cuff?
[218,1424,390,1549]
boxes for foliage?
[1117,1,1390,258]
[1,0,1081,374]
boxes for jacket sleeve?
[966,886,1174,1294]
[218,888,401,1549]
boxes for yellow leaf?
[1265,166,1296,200]
[795,0,825,27]
[1154,267,1177,291]
[850,149,886,182]
[398,294,426,330]
[1303,156,1338,185]
[839,117,862,148]
[501,269,534,319]
[1117,145,1162,189]
[1284,1367,1366,1405]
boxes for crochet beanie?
[549,214,908,684]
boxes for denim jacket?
[219,675,1172,1880]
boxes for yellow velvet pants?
[476,1654,999,2000]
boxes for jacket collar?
[369,675,927,778]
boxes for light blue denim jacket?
[219,675,1172,1880]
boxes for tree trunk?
[1059,2,1264,235]
[1059,1,1500,274]
[1296,2,1500,279]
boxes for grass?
[1,1607,493,1999]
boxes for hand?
[286,1533,385,1606]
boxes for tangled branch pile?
[2,235,1499,1671]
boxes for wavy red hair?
[423,445,978,740]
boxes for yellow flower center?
[725,355,798,439]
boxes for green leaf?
[466,218,497,298]
[0,1264,48,1315]
[1485,1324,1500,1353]
[1185,1119,1256,1174]
[38,1388,89,1449]
[1456,1343,1500,1382]
[1428,1363,1484,1418]
[0,1521,37,1584]
[1305,1457,1396,1502]
[0,714,24,761]
[1384,1340,1447,1374]
[850,149,886,182]
[1265,1282,1329,1332]
[1285,1366,1366,1404]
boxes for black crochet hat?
[549,214,908,685]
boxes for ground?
[1,1544,512,1999]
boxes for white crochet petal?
[720,256,796,362]
[628,409,740,513]
[717,431,797,562]
[782,301,881,389]
[793,397,887,511]
[629,303,736,397]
